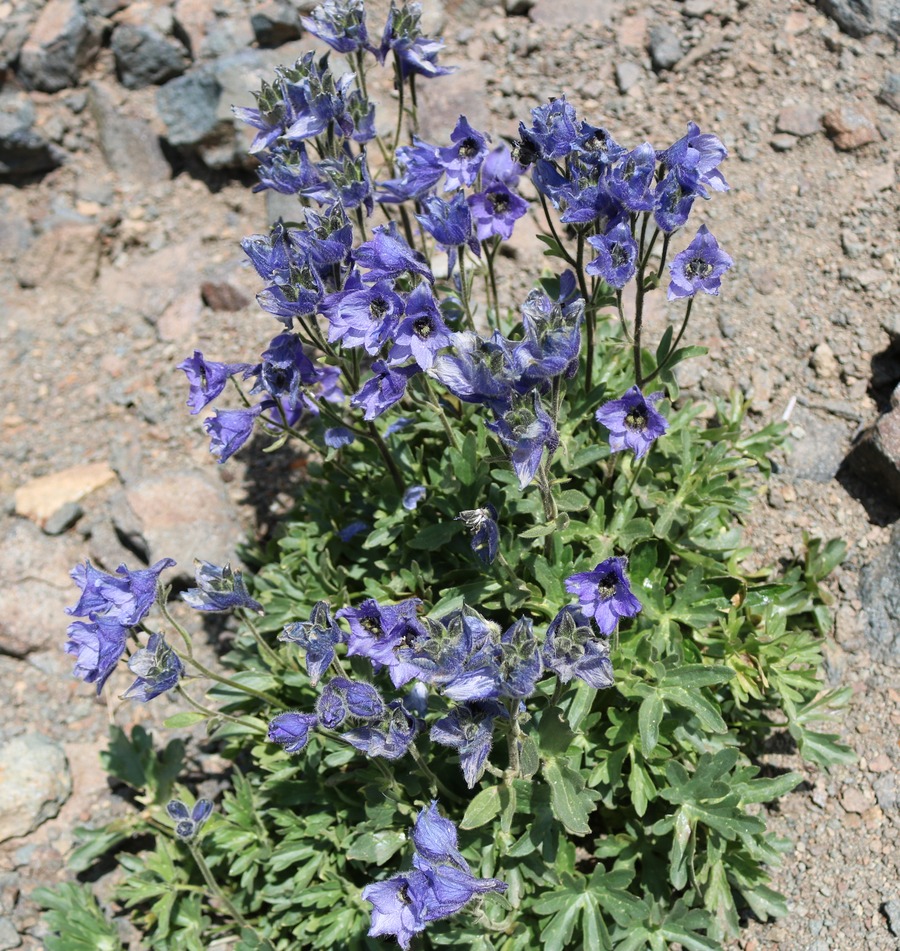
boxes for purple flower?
[342,677,388,720]
[301,0,370,54]
[519,284,585,384]
[586,221,639,289]
[64,615,128,694]
[268,711,318,753]
[456,504,499,565]
[362,871,428,949]
[565,556,642,636]
[487,394,559,490]
[411,800,466,867]
[181,561,263,615]
[595,385,668,458]
[667,224,733,300]
[468,183,529,242]
[659,121,729,198]
[653,172,696,234]
[167,798,213,840]
[388,283,452,370]
[324,426,355,448]
[67,558,175,627]
[280,601,344,685]
[481,144,524,188]
[322,273,404,355]
[499,617,543,699]
[574,122,627,167]
[430,702,503,787]
[438,116,489,191]
[378,139,445,203]
[338,520,368,541]
[523,97,579,160]
[354,222,433,283]
[543,606,615,689]
[351,360,419,420]
[122,632,185,702]
[343,699,418,759]
[416,192,480,263]
[402,485,427,510]
[204,404,264,463]
[337,597,422,666]
[429,332,516,415]
[380,2,454,79]
[608,142,657,212]
[178,352,252,415]
[249,333,321,412]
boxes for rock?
[877,72,900,113]
[18,0,102,92]
[43,501,84,536]
[201,280,251,312]
[14,463,118,526]
[816,0,898,37]
[0,735,71,843]
[868,753,893,772]
[785,407,850,482]
[844,405,900,506]
[873,772,898,809]
[770,133,797,152]
[156,289,203,342]
[111,21,191,90]
[840,787,871,814]
[683,0,714,16]
[615,61,643,93]
[505,0,535,13]
[530,0,614,26]
[775,104,822,137]
[88,81,170,185]
[109,470,244,583]
[618,14,647,49]
[156,67,226,152]
[0,93,61,179]
[859,521,900,665]
[0,0,41,72]
[648,24,682,72]
[0,916,18,950]
[251,1,303,47]
[884,899,900,937]
[822,104,879,150]
[810,342,840,379]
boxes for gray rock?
[873,772,898,809]
[109,470,245,584]
[88,81,170,184]
[770,133,797,151]
[0,916,18,950]
[683,0,715,16]
[157,67,226,149]
[0,94,62,178]
[251,1,303,47]
[844,405,900,506]
[42,501,84,536]
[0,0,41,72]
[18,0,103,92]
[878,72,900,113]
[0,734,71,843]
[785,407,850,482]
[111,22,191,89]
[816,0,899,37]
[505,0,536,13]
[859,522,900,665]
[775,104,822,137]
[649,24,682,72]
[530,0,614,26]
[884,899,900,937]
[615,61,643,93]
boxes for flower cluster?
[362,802,506,949]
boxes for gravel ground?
[0,0,898,947]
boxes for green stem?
[626,455,647,493]
[615,289,632,342]
[537,193,578,269]
[457,248,475,331]
[367,422,405,494]
[576,230,594,394]
[409,746,464,804]
[505,703,522,783]
[392,54,405,153]
[643,297,694,386]
[187,840,254,933]
[484,236,501,329]
[175,685,267,734]
[240,612,282,668]
[419,374,459,450]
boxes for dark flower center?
[596,572,617,599]
[583,131,609,156]
[413,316,433,339]
[684,257,713,279]
[360,615,382,635]
[610,243,628,267]
[370,296,389,319]
[487,192,510,215]
[458,137,479,158]
[623,158,636,179]
[624,406,648,431]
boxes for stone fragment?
[873,772,897,809]
[816,0,896,37]
[884,899,900,937]
[0,93,61,178]
[251,1,303,47]
[810,342,839,379]
[775,104,822,137]
[840,787,871,814]
[156,67,226,151]
[618,14,646,49]
[859,521,900,665]
[156,289,203,342]
[505,0,535,13]
[648,24,682,72]
[683,0,714,16]
[784,10,810,33]
[110,470,244,583]
[868,753,893,773]
[785,407,850,482]
[770,133,796,152]
[88,81,170,185]
[111,22,190,89]
[18,0,102,92]
[43,501,84,536]
[14,462,118,526]
[0,0,41,72]
[16,221,102,291]
[0,735,71,843]
[530,0,614,27]
[201,281,251,312]
[845,405,900,506]
[615,61,642,93]
[878,73,900,114]
[0,916,18,951]
[822,104,879,150]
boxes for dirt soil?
[0,0,898,948]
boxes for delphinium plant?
[37,2,853,949]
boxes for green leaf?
[460,786,502,829]
[164,711,208,729]
[34,884,123,951]
[659,685,727,734]
[638,694,663,754]
[346,830,406,865]
[660,665,735,689]
[557,488,590,512]
[537,708,575,757]
[407,521,460,551]
[543,760,599,836]
[520,735,540,779]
